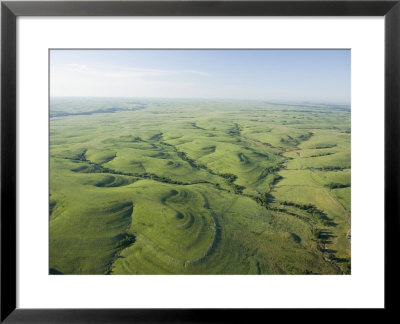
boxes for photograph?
[49,49,351,275]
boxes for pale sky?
[50,49,350,104]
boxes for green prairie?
[49,98,351,275]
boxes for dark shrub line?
[308,152,333,158]
[190,122,206,131]
[314,144,337,149]
[298,132,314,142]
[310,166,349,171]
[228,123,241,137]
[280,201,335,227]
[257,166,281,181]
[327,183,350,189]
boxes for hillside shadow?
[49,268,63,275]
[333,257,349,263]
[272,175,283,186]
[266,193,276,204]
[318,229,336,244]
[319,211,337,227]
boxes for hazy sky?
[50,49,350,104]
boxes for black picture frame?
[1,0,399,322]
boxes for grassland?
[50,98,351,274]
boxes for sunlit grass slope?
[50,98,350,274]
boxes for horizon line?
[49,96,351,107]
